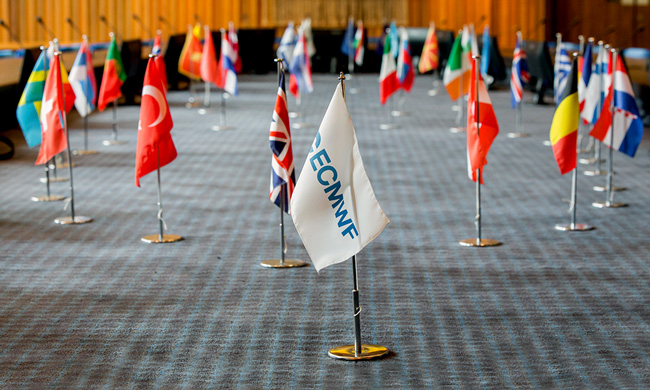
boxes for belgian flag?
[549,55,579,175]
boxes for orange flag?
[200,26,220,87]
[178,24,202,80]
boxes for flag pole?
[261,58,306,268]
[52,49,92,225]
[593,48,627,209]
[379,94,399,129]
[555,54,594,232]
[329,73,388,360]
[583,42,607,175]
[460,55,500,247]
[74,36,99,155]
[32,158,65,202]
[211,89,233,131]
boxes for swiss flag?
[467,57,499,184]
[135,58,177,187]
[35,54,68,165]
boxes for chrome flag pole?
[593,49,627,209]
[328,73,388,361]
[261,59,306,268]
[583,42,607,175]
[459,56,500,247]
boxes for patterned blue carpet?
[1,73,649,389]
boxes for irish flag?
[443,34,471,101]
[549,56,579,175]
[98,33,127,111]
[379,34,399,105]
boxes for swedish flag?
[16,51,48,148]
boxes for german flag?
[549,55,579,175]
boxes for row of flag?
[277,19,314,98]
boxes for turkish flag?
[135,58,177,187]
[35,54,68,165]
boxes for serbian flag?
[578,40,593,114]
[289,26,312,98]
[418,22,439,74]
[590,54,644,157]
[397,27,414,92]
[98,34,126,111]
[152,30,168,91]
[269,69,296,212]
[353,21,365,66]
[227,22,242,73]
[379,34,399,105]
[135,58,176,187]
[200,26,220,87]
[178,24,202,80]
[466,58,499,184]
[35,54,68,165]
[510,33,530,108]
[218,29,238,95]
[443,34,471,101]
[69,38,97,117]
[549,56,579,175]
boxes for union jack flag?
[510,33,530,108]
[269,69,295,213]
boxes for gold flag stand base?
[40,177,68,183]
[211,125,234,131]
[328,344,389,361]
[507,132,530,138]
[51,162,75,169]
[72,150,99,155]
[583,169,607,176]
[260,259,307,268]
[31,194,66,202]
[554,223,594,231]
[141,234,183,243]
[593,185,625,192]
[459,238,502,247]
[592,201,627,209]
[449,126,465,133]
[54,216,93,225]
[103,140,127,146]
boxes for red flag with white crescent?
[135,58,176,186]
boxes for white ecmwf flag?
[291,83,389,272]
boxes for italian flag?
[98,35,126,111]
[443,34,471,101]
[379,35,399,105]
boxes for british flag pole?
[261,58,306,269]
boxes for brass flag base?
[593,185,625,192]
[31,194,66,202]
[583,169,607,176]
[50,162,75,169]
[54,216,93,225]
[211,125,234,131]
[260,259,307,268]
[507,132,530,138]
[72,149,99,155]
[103,140,127,146]
[141,234,183,243]
[459,238,502,247]
[450,126,465,133]
[554,223,594,231]
[328,344,389,361]
[592,201,627,209]
[40,177,68,183]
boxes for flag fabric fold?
[228,22,242,73]
[418,22,439,74]
[467,58,499,183]
[379,34,400,105]
[397,27,414,92]
[480,26,491,76]
[35,54,68,165]
[277,22,296,65]
[549,56,579,175]
[341,18,355,59]
[291,83,389,272]
[218,29,238,95]
[69,39,97,117]
[178,24,203,80]
[46,44,76,113]
[16,51,48,148]
[510,33,530,108]
[443,34,471,101]
[200,26,220,87]
[269,70,296,213]
[353,21,365,66]
[589,54,644,157]
[389,21,399,58]
[581,45,607,124]
[578,41,593,114]
[98,35,127,111]
[152,31,168,91]
[554,42,571,105]
[289,26,312,97]
[135,58,176,187]
[302,18,316,58]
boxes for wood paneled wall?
[0,0,551,55]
